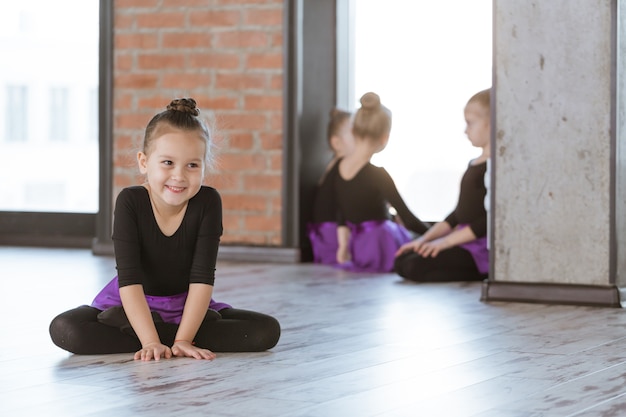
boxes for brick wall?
[113,0,284,246]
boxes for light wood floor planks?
[2,246,626,416]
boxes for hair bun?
[360,92,381,110]
[329,108,346,119]
[167,98,200,116]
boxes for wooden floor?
[2,247,626,416]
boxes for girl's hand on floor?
[172,341,216,360]
[135,342,172,361]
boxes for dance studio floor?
[2,246,626,416]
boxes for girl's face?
[137,131,206,209]
[330,119,355,157]
[464,102,490,149]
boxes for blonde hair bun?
[352,92,391,141]
[360,92,381,110]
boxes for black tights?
[49,306,281,355]
[394,246,487,283]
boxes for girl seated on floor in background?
[308,108,355,266]
[327,92,429,273]
[394,88,491,282]
[49,98,280,361]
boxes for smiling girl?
[50,98,280,360]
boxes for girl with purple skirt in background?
[49,98,280,360]
[308,108,355,266]
[327,92,429,273]
[394,89,491,282]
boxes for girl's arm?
[411,223,477,259]
[420,221,452,242]
[119,284,171,361]
[379,168,429,234]
[171,283,216,360]
[439,224,477,248]
[113,189,168,360]
[170,188,222,360]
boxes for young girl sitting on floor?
[328,92,429,272]
[49,98,281,361]
[308,108,354,265]
[394,89,491,282]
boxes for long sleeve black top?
[329,160,428,235]
[444,161,487,237]
[112,186,223,296]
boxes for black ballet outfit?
[49,186,280,354]
[394,161,489,282]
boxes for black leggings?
[49,306,281,355]
[394,246,487,283]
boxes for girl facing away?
[394,89,491,282]
[49,98,281,361]
[328,92,429,273]
[308,108,355,265]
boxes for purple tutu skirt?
[91,276,232,324]
[458,225,489,274]
[340,219,413,273]
[307,221,339,265]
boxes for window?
[4,85,28,142]
[354,1,492,221]
[0,1,99,213]
[49,87,69,142]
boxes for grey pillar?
[482,0,623,306]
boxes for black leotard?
[49,187,281,354]
[394,160,488,283]
[330,160,428,234]
[311,159,340,223]
[443,161,487,237]
[113,186,222,295]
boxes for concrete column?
[617,2,626,289]
[482,0,622,306]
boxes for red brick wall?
[112,0,284,246]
